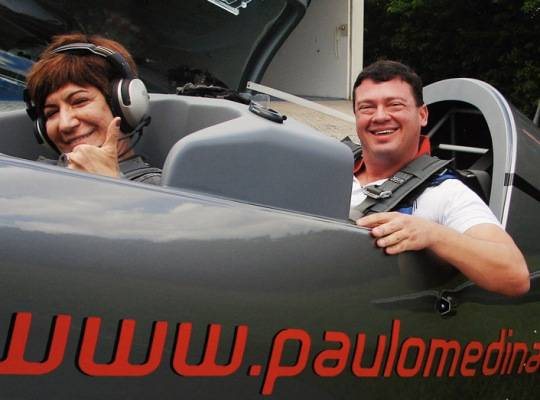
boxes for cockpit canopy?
[0,0,309,100]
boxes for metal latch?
[363,185,392,199]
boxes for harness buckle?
[363,185,392,199]
[390,175,406,184]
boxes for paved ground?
[270,99,357,141]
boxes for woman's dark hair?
[26,33,137,114]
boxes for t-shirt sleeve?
[414,179,501,233]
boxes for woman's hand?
[65,117,121,178]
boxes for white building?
[263,0,364,100]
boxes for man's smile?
[368,127,399,136]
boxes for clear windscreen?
[0,0,288,99]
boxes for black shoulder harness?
[123,166,162,182]
[120,156,162,184]
[350,154,453,218]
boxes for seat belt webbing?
[351,155,452,218]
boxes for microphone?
[58,116,152,163]
[119,115,152,142]
[117,115,152,158]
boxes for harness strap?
[352,155,453,217]
[120,156,162,182]
[341,137,363,159]
[123,167,162,182]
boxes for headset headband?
[25,41,150,154]
[51,43,136,79]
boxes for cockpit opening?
[426,100,493,203]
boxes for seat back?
[137,95,243,168]
[0,105,57,160]
[161,110,353,220]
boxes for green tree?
[364,0,540,116]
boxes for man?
[350,60,529,297]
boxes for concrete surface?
[271,99,357,141]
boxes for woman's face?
[43,83,114,154]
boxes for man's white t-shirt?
[350,177,501,233]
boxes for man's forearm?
[428,223,530,296]
[357,212,530,297]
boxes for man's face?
[354,78,428,164]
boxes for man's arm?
[356,212,530,297]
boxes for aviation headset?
[24,42,150,154]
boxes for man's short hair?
[352,60,424,107]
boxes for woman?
[25,33,161,184]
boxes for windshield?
[0,0,289,98]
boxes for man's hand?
[357,212,529,296]
[356,212,441,254]
[66,117,121,178]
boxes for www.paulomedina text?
[1,313,538,395]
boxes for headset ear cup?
[34,117,59,154]
[110,78,149,132]
[33,118,45,144]
[110,79,129,132]
[112,78,149,132]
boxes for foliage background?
[364,0,540,117]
